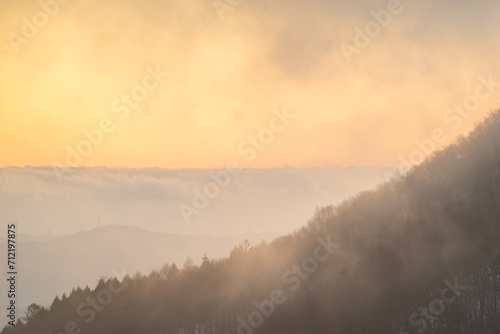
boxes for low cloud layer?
[0,166,393,236]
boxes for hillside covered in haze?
[5,110,500,333]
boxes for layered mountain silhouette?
[4,109,500,334]
[0,227,277,311]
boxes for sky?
[1,0,499,169]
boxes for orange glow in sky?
[1,0,499,169]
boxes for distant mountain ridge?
[0,225,278,310]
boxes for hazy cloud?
[0,166,393,236]
[1,0,499,168]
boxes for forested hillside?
[5,110,500,334]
